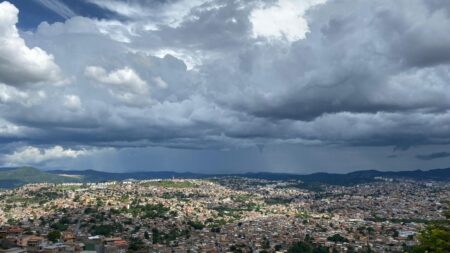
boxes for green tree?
[188,220,204,230]
[288,241,329,253]
[288,241,313,253]
[393,229,399,238]
[327,233,349,243]
[47,230,61,243]
[152,228,161,244]
[262,237,270,249]
[7,219,18,225]
[412,204,450,253]
[128,238,145,252]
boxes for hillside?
[48,167,450,185]
[48,169,202,181]
[0,167,450,189]
[0,167,82,188]
[220,168,450,185]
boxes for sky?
[0,0,449,174]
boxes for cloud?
[63,95,82,111]
[0,118,29,138]
[85,66,148,95]
[210,0,450,121]
[250,0,326,42]
[84,0,207,27]
[84,0,145,18]
[0,1,62,86]
[32,0,76,19]
[84,65,151,106]
[1,0,450,172]
[3,145,88,165]
[0,83,47,106]
[0,84,30,104]
[416,152,450,161]
[153,77,168,89]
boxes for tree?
[275,244,283,251]
[327,234,349,243]
[288,241,329,253]
[393,230,399,238]
[188,220,204,230]
[47,230,61,243]
[313,245,329,253]
[152,228,161,244]
[50,222,68,231]
[262,237,270,249]
[7,219,18,225]
[128,238,145,252]
[347,246,357,253]
[412,224,450,252]
[412,204,450,253]
[91,225,114,236]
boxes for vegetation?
[287,241,329,253]
[327,233,349,243]
[127,238,146,252]
[265,197,292,205]
[127,203,170,219]
[50,222,68,231]
[47,230,61,243]
[140,180,196,188]
[151,228,190,244]
[0,167,80,188]
[188,220,205,230]
[1,167,450,189]
[90,223,123,236]
[367,216,433,224]
[411,204,450,253]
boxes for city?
[0,177,448,252]
[1,0,450,252]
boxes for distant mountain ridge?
[0,167,449,189]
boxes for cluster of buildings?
[0,178,448,252]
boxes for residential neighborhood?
[0,178,448,252]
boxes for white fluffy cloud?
[85,66,148,94]
[250,0,326,42]
[0,1,62,86]
[84,66,150,105]
[0,118,27,138]
[0,83,47,106]
[63,95,82,110]
[0,84,29,103]
[3,146,88,165]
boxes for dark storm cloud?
[206,0,450,122]
[1,0,450,167]
[416,152,450,161]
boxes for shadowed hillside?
[0,167,449,189]
[0,167,82,188]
